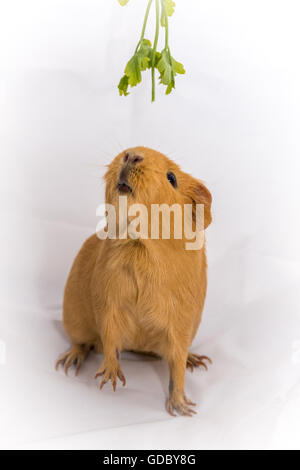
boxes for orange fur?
[56,147,212,416]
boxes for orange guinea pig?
[56,147,212,416]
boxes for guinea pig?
[56,146,212,416]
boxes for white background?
[0,0,300,449]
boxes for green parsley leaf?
[157,49,185,94]
[123,39,152,87]
[172,56,186,75]
[161,0,176,27]
[118,75,129,96]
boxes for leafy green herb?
[161,0,175,26]
[118,75,129,96]
[157,49,185,95]
[117,0,185,102]
[126,39,152,86]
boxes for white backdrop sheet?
[0,0,300,449]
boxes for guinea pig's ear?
[188,179,212,229]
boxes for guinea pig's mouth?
[117,181,132,194]
[116,152,144,195]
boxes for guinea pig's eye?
[167,171,177,189]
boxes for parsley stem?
[140,0,153,42]
[151,0,160,102]
[161,0,169,49]
[135,0,153,54]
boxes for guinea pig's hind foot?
[166,394,197,417]
[55,343,93,376]
[186,353,212,372]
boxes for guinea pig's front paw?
[166,393,197,417]
[94,359,126,392]
[55,343,91,376]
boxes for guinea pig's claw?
[117,369,126,387]
[94,369,105,379]
[55,355,66,371]
[184,395,196,406]
[55,344,90,376]
[99,378,108,390]
[186,353,212,372]
[95,362,126,391]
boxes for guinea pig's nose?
[123,153,144,166]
